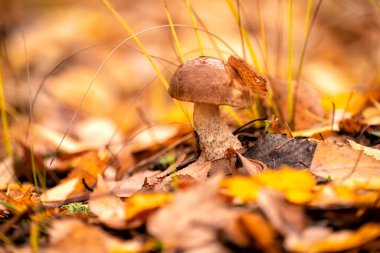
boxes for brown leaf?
[256,189,307,236]
[112,170,159,197]
[310,141,380,186]
[147,175,236,252]
[286,223,380,253]
[225,212,279,253]
[227,56,268,96]
[228,148,265,175]
[270,79,323,130]
[45,219,142,253]
[89,175,126,229]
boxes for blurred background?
[0,0,379,157]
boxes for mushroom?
[168,56,251,161]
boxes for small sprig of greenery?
[61,202,92,214]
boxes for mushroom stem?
[193,102,242,160]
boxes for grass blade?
[304,0,313,38]
[256,0,269,73]
[226,0,262,73]
[184,0,205,56]
[162,0,185,63]
[102,0,170,90]
[0,63,12,157]
[287,0,294,126]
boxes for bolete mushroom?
[168,56,251,161]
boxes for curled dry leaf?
[89,175,126,229]
[348,140,380,160]
[227,148,265,175]
[227,56,268,96]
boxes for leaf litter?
[1,1,380,252]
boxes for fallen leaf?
[228,148,265,175]
[286,223,380,253]
[310,141,380,187]
[0,157,16,188]
[310,184,379,207]
[112,170,159,197]
[226,212,279,253]
[89,175,126,229]
[271,79,324,130]
[243,134,317,169]
[221,168,316,204]
[125,192,173,221]
[257,189,307,236]
[40,177,79,203]
[45,219,143,253]
[348,140,380,160]
[147,175,236,252]
[64,150,110,196]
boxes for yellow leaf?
[220,176,260,203]
[292,223,380,252]
[221,168,316,204]
[125,193,173,220]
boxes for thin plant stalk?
[0,64,12,157]
[162,0,185,63]
[23,34,45,190]
[256,0,268,74]
[275,0,284,76]
[189,3,224,59]
[101,0,189,120]
[287,0,294,126]
[236,0,246,59]
[184,0,205,56]
[226,0,262,73]
[102,0,170,90]
[304,0,313,38]
[293,0,323,120]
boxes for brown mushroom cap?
[169,56,251,108]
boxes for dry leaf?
[310,184,379,207]
[112,170,159,197]
[348,140,380,160]
[286,223,380,253]
[271,79,324,130]
[310,141,380,187]
[228,148,265,175]
[257,189,307,236]
[221,168,316,204]
[64,150,110,196]
[125,192,173,221]
[147,175,236,252]
[40,177,79,203]
[227,56,268,96]
[45,219,143,253]
[243,134,317,169]
[232,213,280,253]
[0,157,16,188]
[89,175,126,229]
